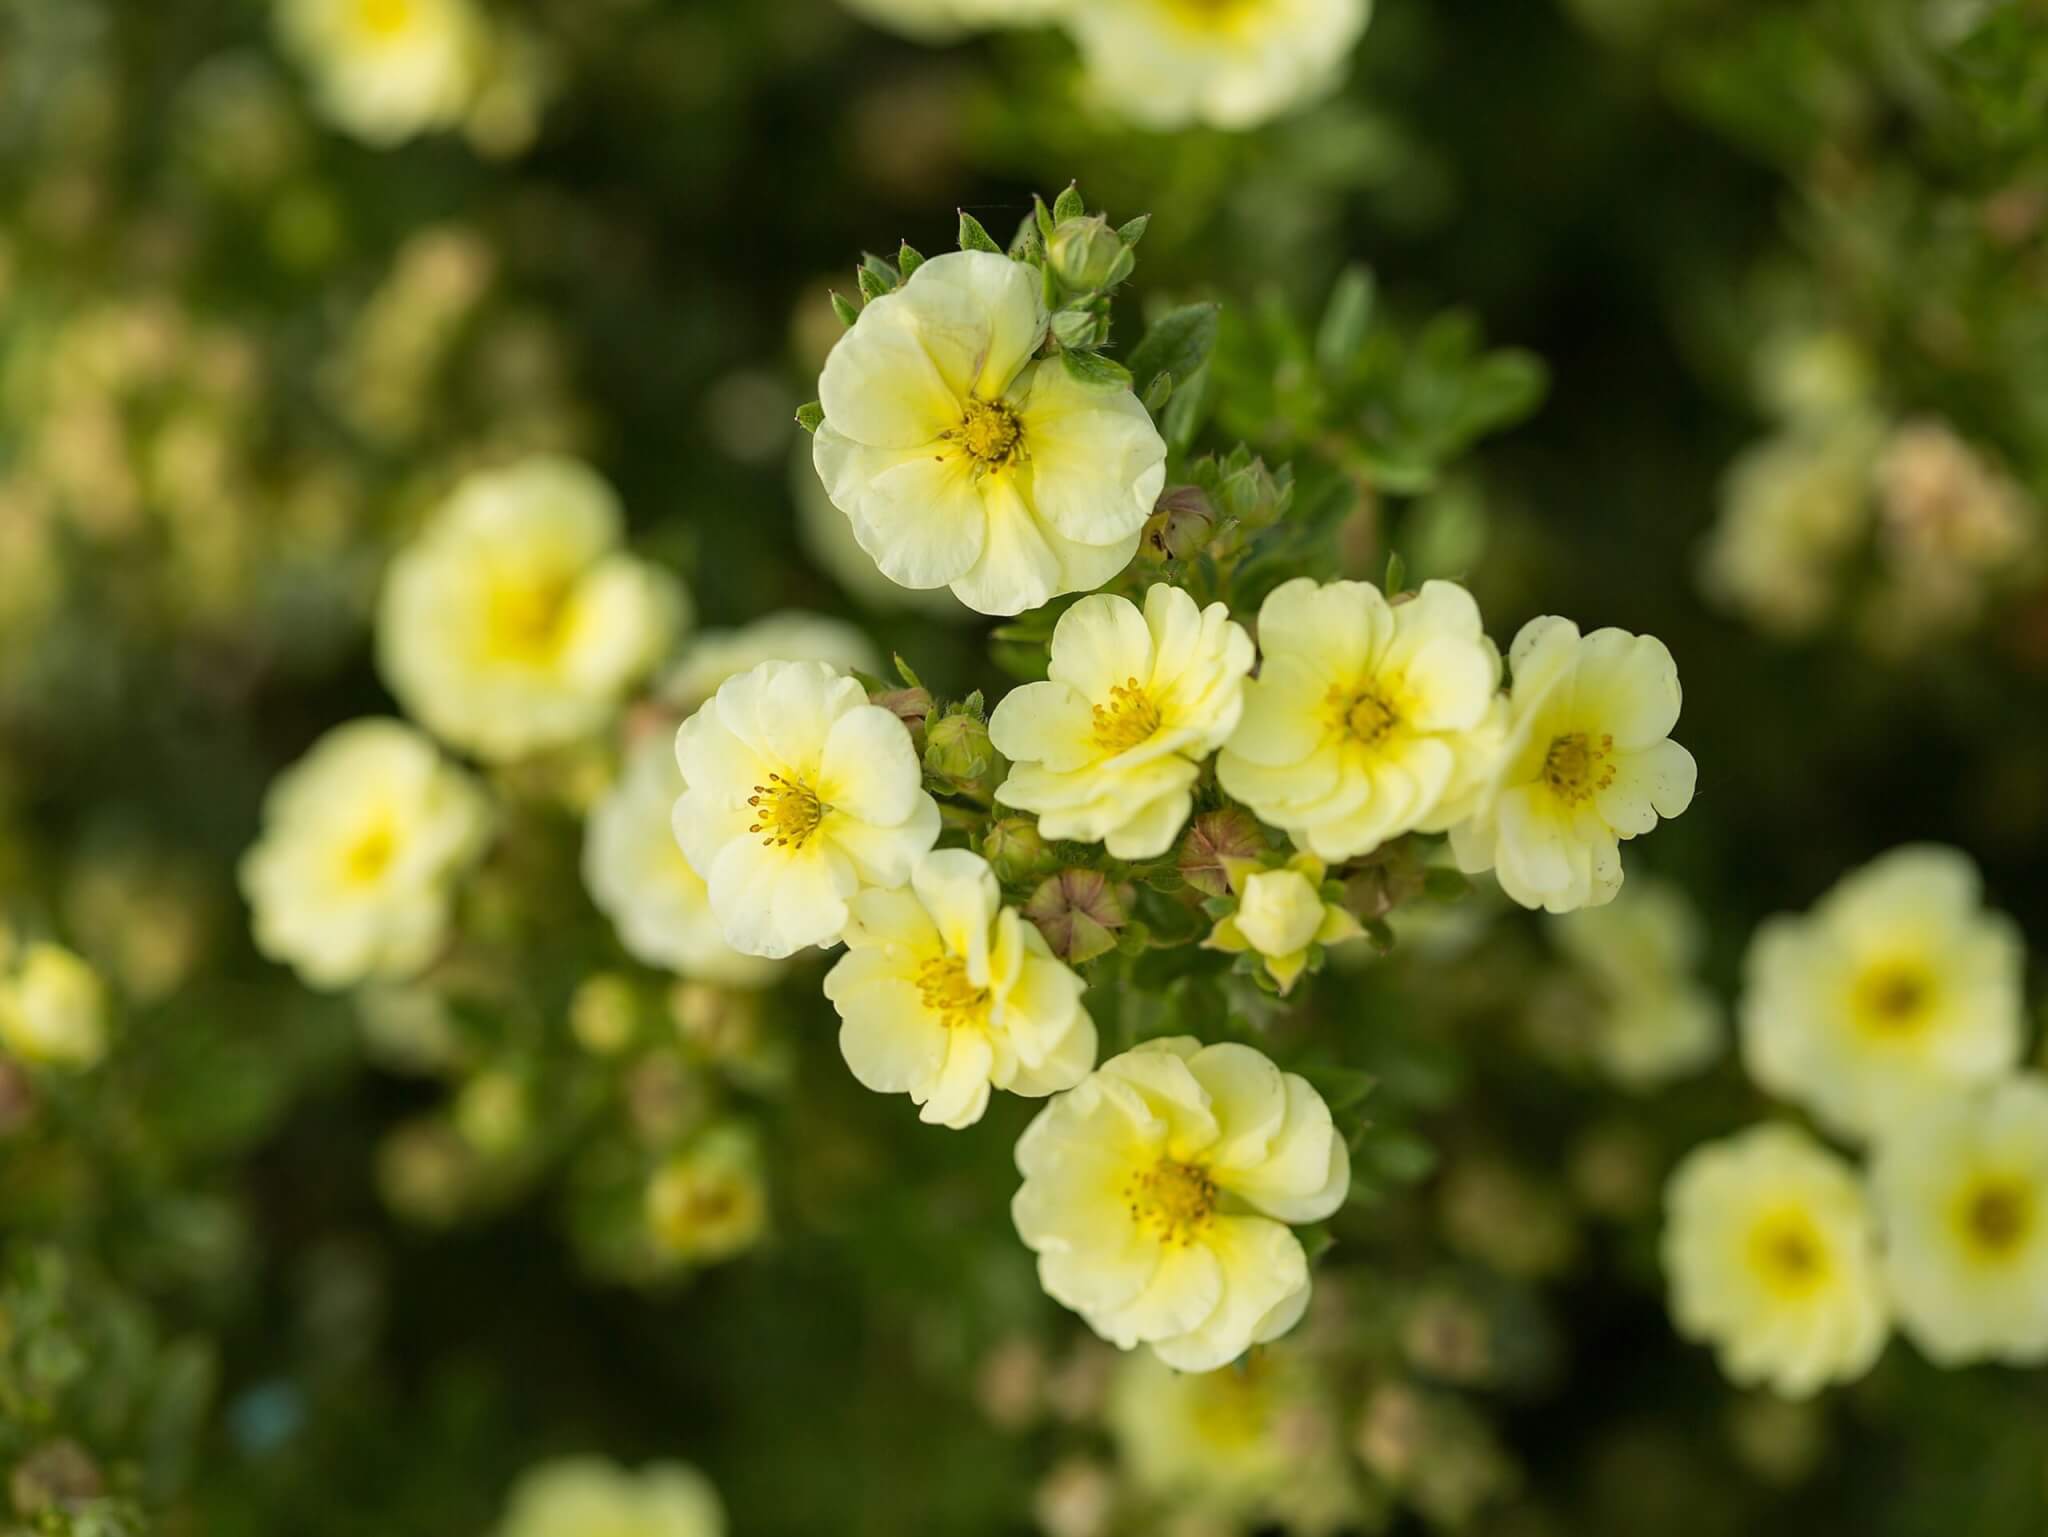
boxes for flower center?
[484,573,576,666]
[1747,1210,1831,1300]
[747,774,826,850]
[1342,687,1400,746]
[1124,1159,1218,1246]
[1091,678,1162,754]
[1956,1174,2035,1263]
[915,954,992,1031]
[341,820,397,886]
[1542,732,1614,804]
[952,398,1024,473]
[1850,959,1935,1036]
[358,0,414,37]
[1158,0,1261,33]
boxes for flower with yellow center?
[672,659,939,958]
[645,1125,769,1267]
[1661,1124,1889,1399]
[1058,0,1373,130]
[1012,1036,1350,1371]
[494,1456,723,1537]
[1549,878,1722,1092]
[823,849,1095,1128]
[239,718,492,990]
[1204,856,1364,995]
[835,0,1064,41]
[811,251,1167,616]
[0,943,109,1071]
[1218,578,1505,861]
[1448,616,1695,914]
[659,609,881,714]
[1871,1078,2048,1366]
[379,457,687,762]
[273,0,486,147]
[583,735,779,988]
[989,584,1254,858]
[1740,845,2023,1142]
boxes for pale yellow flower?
[583,735,779,987]
[274,0,485,147]
[0,943,109,1070]
[1217,578,1503,860]
[812,251,1166,616]
[672,660,939,958]
[837,0,1063,39]
[1549,878,1721,1092]
[1701,419,1878,637]
[239,718,491,990]
[1449,617,1695,914]
[1060,0,1372,130]
[379,456,687,762]
[1204,855,1364,995]
[1871,1077,2048,1366]
[1012,1037,1349,1371]
[990,584,1253,858]
[645,1125,769,1266]
[495,1456,723,1537]
[823,849,1095,1128]
[1662,1124,1889,1399]
[660,610,880,714]
[1740,845,2023,1142]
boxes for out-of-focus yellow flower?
[1012,1037,1349,1371]
[1662,1124,1888,1399]
[1218,578,1503,861]
[1740,845,2023,1142]
[1204,856,1364,995]
[274,0,486,148]
[1060,0,1372,130]
[660,609,880,713]
[240,718,491,990]
[672,660,939,958]
[495,1457,724,1537]
[1870,1077,2048,1366]
[1549,878,1722,1091]
[1701,420,1877,637]
[823,850,1095,1128]
[812,251,1165,616]
[0,942,109,1070]
[990,584,1253,858]
[1107,1346,1358,1533]
[1449,617,1694,914]
[645,1125,768,1265]
[378,456,687,762]
[584,736,779,987]
[837,0,1063,40]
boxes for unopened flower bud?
[1048,216,1131,294]
[645,1124,767,1265]
[454,1068,529,1157]
[924,705,1003,799]
[570,971,640,1055]
[1023,868,1132,964]
[983,816,1058,885]
[1178,807,1266,897]
[1140,485,1217,564]
[869,684,932,753]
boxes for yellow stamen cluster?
[1542,731,1615,804]
[1092,678,1162,754]
[358,0,414,38]
[1124,1159,1219,1246]
[1338,685,1400,746]
[747,773,825,850]
[915,954,992,1031]
[951,398,1024,473]
[1748,1210,1831,1299]
[1851,960,1934,1035]
[342,821,398,886]
[1957,1175,2034,1261]
[484,575,575,666]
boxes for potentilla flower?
[1058,0,1373,131]
[660,609,881,714]
[1740,845,2024,1142]
[1012,1037,1349,1371]
[824,849,1096,1128]
[1662,1124,1889,1399]
[1204,856,1364,995]
[645,1125,769,1266]
[494,1457,723,1537]
[1448,617,1695,914]
[583,735,779,988]
[837,0,1063,39]
[1218,578,1504,861]
[379,456,687,762]
[0,943,109,1070]
[811,251,1166,616]
[1549,878,1722,1092]
[990,584,1253,858]
[1870,1077,2048,1366]
[274,0,486,148]
[239,718,492,990]
[672,660,940,958]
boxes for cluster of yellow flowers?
[837,0,1374,130]
[1663,845,2048,1396]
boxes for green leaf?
[1142,370,1174,413]
[1117,213,1150,247]
[1161,363,1212,453]
[794,401,825,433]
[957,210,1002,254]
[1383,548,1407,596]
[1033,195,1056,242]
[892,653,925,690]
[1052,182,1086,223]
[1315,265,1376,378]
[1296,1063,1378,1114]
[830,291,860,328]
[1423,866,1470,902]
[1126,302,1220,398]
[1060,349,1133,389]
[856,264,892,304]
[897,242,925,278]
